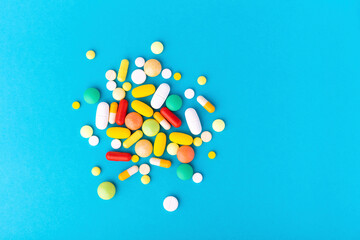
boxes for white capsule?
[151,83,170,109]
[184,108,202,135]
[95,102,109,130]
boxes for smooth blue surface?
[1,0,360,239]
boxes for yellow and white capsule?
[153,112,171,130]
[149,157,171,168]
[109,102,118,124]
[117,59,129,82]
[197,96,215,113]
[123,130,143,148]
[118,165,138,181]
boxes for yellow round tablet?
[197,76,207,85]
[212,119,226,132]
[141,175,151,184]
[167,142,179,155]
[208,151,216,159]
[122,82,132,91]
[151,41,164,54]
[173,72,181,81]
[113,88,126,101]
[132,155,140,163]
[193,137,203,147]
[80,125,93,138]
[86,50,95,60]
[91,166,101,176]
[72,101,80,109]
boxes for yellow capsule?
[131,100,154,117]
[132,84,156,98]
[154,132,166,157]
[123,130,143,148]
[106,127,131,139]
[109,102,118,124]
[150,157,171,168]
[117,59,129,82]
[153,112,171,130]
[169,132,193,146]
[197,95,215,113]
[118,165,138,181]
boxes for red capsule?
[115,99,128,125]
[106,152,132,161]
[160,107,182,128]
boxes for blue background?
[1,0,360,239]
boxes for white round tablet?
[105,70,117,81]
[139,164,150,175]
[111,139,121,149]
[192,173,203,183]
[184,89,195,99]
[135,57,145,68]
[131,69,147,84]
[106,80,117,91]
[163,196,179,212]
[201,131,212,143]
[89,135,99,146]
[161,68,172,79]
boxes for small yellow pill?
[80,125,93,138]
[208,151,216,159]
[86,50,95,60]
[167,142,179,155]
[151,41,164,54]
[141,175,151,184]
[212,119,226,132]
[112,88,126,101]
[91,166,101,176]
[173,72,181,81]
[197,76,207,85]
[193,137,203,147]
[72,101,80,109]
[122,82,132,91]
[132,155,140,163]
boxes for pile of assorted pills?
[75,42,226,212]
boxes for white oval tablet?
[131,69,147,84]
[106,81,117,91]
[161,68,172,79]
[163,196,178,212]
[111,139,121,149]
[185,108,202,135]
[105,70,117,81]
[151,83,170,109]
[184,89,195,99]
[192,173,203,183]
[200,131,212,142]
[135,57,145,68]
[89,135,99,146]
[95,102,109,130]
[139,164,150,175]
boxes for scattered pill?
[72,101,80,109]
[151,41,164,54]
[132,84,156,98]
[141,175,151,184]
[192,173,203,183]
[112,88,126,101]
[163,196,179,212]
[144,59,162,77]
[169,132,193,146]
[97,182,116,200]
[153,112,171,130]
[131,69,147,85]
[106,152,132,161]
[131,100,153,117]
[125,112,143,130]
[95,102,109,130]
[142,119,160,137]
[154,132,166,157]
[177,146,195,163]
[151,83,170,109]
[197,96,215,113]
[109,102,118,124]
[193,137,202,147]
[135,139,153,158]
[123,130,143,148]
[212,119,225,132]
[135,57,145,67]
[185,108,202,135]
[117,59,129,82]
[208,151,216,159]
[173,72,181,80]
[111,139,121,149]
[122,82,132,91]
[166,95,182,111]
[167,143,179,155]
[86,50,95,60]
[150,157,171,168]
[91,166,101,176]
[139,164,150,175]
[131,155,140,163]
[161,68,172,79]
[89,135,99,146]
[160,107,182,128]
[177,164,193,180]
[105,70,117,81]
[80,125,93,138]
[106,81,117,91]
[84,88,100,104]
[118,165,138,181]
[106,127,131,139]
[197,76,207,85]
[200,131,212,142]
[116,99,128,125]
[184,89,195,99]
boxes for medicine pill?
[184,89,195,99]
[212,119,225,132]
[160,107,181,128]
[131,100,154,117]
[112,88,126,101]
[167,142,179,155]
[92,166,101,176]
[139,164,150,175]
[72,101,80,109]
[142,119,160,137]
[169,132,193,145]
[177,145,195,163]
[106,152,132,161]
[176,164,193,180]
[118,165,138,181]
[163,196,178,212]
[97,182,116,200]
[184,108,202,135]
[106,127,131,139]
[151,83,170,109]
[131,155,140,163]
[153,112,171,130]
[141,175,151,184]
[154,132,166,157]
[197,76,207,85]
[86,50,95,60]
[150,157,171,168]
[117,59,129,82]
[84,88,100,104]
[123,130,143,148]
[111,139,121,149]
[135,57,145,67]
[80,125,93,138]
[166,95,182,111]
[115,99,128,125]
[106,70,117,81]
[197,96,215,113]
[122,82,132,91]
[193,137,202,147]
[151,41,164,54]
[132,84,156,98]
[161,68,172,79]
[109,102,118,124]
[131,69,147,85]
[200,131,212,142]
[208,151,216,159]
[135,139,153,158]
[173,72,181,80]
[95,102,109,130]
[89,135,99,146]
[106,81,117,91]
[144,59,162,77]
[124,112,143,130]
[192,173,203,183]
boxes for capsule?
[169,132,193,145]
[149,157,171,168]
[153,112,171,130]
[117,59,129,82]
[95,102,109,130]
[109,102,118,124]
[106,127,131,139]
[118,165,138,181]
[154,132,166,157]
[132,84,156,98]
[131,100,153,117]
[106,152,132,161]
[151,83,170,109]
[160,107,181,128]
[123,130,143,148]
[184,108,202,135]
[115,99,128,125]
[197,96,215,113]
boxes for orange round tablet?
[125,112,143,130]
[177,145,195,163]
[135,139,153,158]
[144,59,162,77]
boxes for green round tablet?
[176,164,194,180]
[166,94,182,111]
[142,119,160,137]
[84,88,100,104]
[97,181,116,200]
